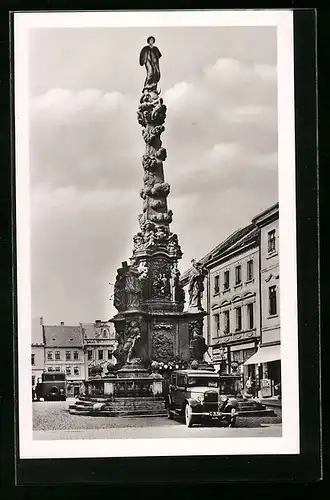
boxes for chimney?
[40,316,44,325]
[60,321,64,326]
[95,320,101,327]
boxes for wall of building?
[44,347,86,380]
[31,345,44,387]
[260,218,280,346]
[206,244,260,380]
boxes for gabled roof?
[43,325,83,347]
[31,317,44,345]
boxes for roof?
[181,224,258,281]
[81,321,115,341]
[31,317,44,345]
[43,325,83,347]
[252,202,279,227]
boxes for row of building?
[181,202,280,398]
[31,319,116,397]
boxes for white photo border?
[14,9,299,459]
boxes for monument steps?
[68,396,166,416]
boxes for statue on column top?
[139,36,162,92]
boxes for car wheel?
[185,404,195,428]
[229,408,237,427]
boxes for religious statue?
[113,266,127,312]
[172,263,185,304]
[125,264,145,309]
[189,328,208,362]
[188,259,207,310]
[133,233,144,252]
[124,321,142,364]
[139,36,162,92]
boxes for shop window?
[269,286,277,316]
[223,271,230,290]
[31,353,35,366]
[235,265,241,285]
[214,275,219,294]
[66,351,71,361]
[87,350,93,361]
[235,307,242,331]
[223,310,230,334]
[268,229,276,254]
[55,351,60,360]
[247,260,254,281]
[247,303,254,329]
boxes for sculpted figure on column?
[139,36,162,92]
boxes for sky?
[29,26,278,325]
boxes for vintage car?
[166,369,240,427]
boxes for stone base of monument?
[68,371,167,417]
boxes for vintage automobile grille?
[203,391,219,411]
[203,391,218,403]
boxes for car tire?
[185,404,195,428]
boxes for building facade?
[81,320,117,377]
[43,322,85,397]
[244,203,280,397]
[31,317,45,389]
[204,225,260,386]
[181,202,281,398]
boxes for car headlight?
[195,393,204,403]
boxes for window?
[73,351,79,360]
[55,351,60,360]
[247,303,254,329]
[47,351,53,361]
[223,270,230,290]
[108,350,112,359]
[235,307,242,331]
[214,275,220,294]
[247,260,254,281]
[47,366,54,372]
[268,229,276,254]
[74,366,80,376]
[214,313,220,333]
[55,366,60,372]
[269,286,277,316]
[31,353,35,366]
[32,375,35,386]
[65,351,71,361]
[98,350,104,360]
[66,366,71,376]
[223,310,230,334]
[176,374,186,388]
[235,265,241,285]
[103,329,108,337]
[87,350,93,361]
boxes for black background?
[0,4,324,497]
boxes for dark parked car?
[167,369,240,427]
[35,372,67,401]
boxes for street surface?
[33,400,282,440]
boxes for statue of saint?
[124,321,142,364]
[188,259,207,309]
[125,264,142,308]
[139,36,162,92]
[189,328,208,362]
[113,267,127,312]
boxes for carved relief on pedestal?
[149,257,172,299]
[152,329,174,362]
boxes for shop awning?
[243,344,281,365]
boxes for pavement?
[33,400,282,440]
